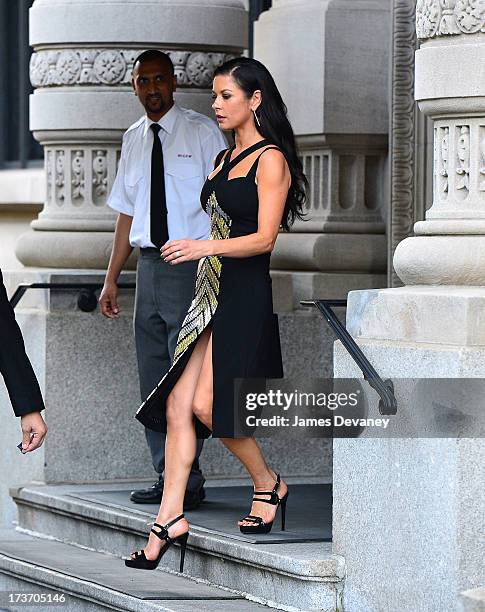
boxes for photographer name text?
[245,415,390,429]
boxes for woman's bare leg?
[191,334,287,528]
[221,437,288,527]
[134,328,211,561]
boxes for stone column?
[332,2,485,610]
[16,0,246,269]
[254,0,390,306]
[393,0,485,285]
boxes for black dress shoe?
[130,481,164,504]
[130,481,206,510]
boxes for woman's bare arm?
[162,149,290,263]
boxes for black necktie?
[150,123,168,248]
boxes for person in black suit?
[0,271,47,453]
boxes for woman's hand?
[161,239,213,264]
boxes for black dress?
[136,139,283,438]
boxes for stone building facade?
[0,1,483,610]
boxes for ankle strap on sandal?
[151,513,185,543]
[252,474,281,506]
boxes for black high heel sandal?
[125,513,189,572]
[239,474,289,535]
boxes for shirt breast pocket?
[165,163,203,206]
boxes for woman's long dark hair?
[213,57,307,231]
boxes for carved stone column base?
[272,270,388,308]
[393,235,485,285]
[414,220,485,234]
[16,230,137,270]
[271,233,387,305]
[346,285,485,346]
[272,233,387,272]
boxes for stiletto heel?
[239,474,289,535]
[280,491,288,531]
[177,531,189,573]
[125,513,189,571]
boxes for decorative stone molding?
[92,150,109,205]
[71,150,85,205]
[389,0,420,287]
[416,0,485,41]
[292,135,387,234]
[32,145,120,231]
[54,150,65,204]
[425,118,485,216]
[455,124,470,197]
[30,48,235,89]
[60,147,110,207]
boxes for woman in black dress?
[126,57,306,571]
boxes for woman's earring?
[253,109,261,128]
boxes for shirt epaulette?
[183,108,218,129]
[124,116,145,136]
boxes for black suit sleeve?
[0,271,45,416]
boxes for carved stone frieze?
[54,150,65,204]
[45,150,53,203]
[428,118,485,214]
[71,150,85,204]
[92,150,108,205]
[416,0,440,38]
[44,147,119,210]
[416,0,485,40]
[293,136,387,234]
[436,126,449,197]
[479,129,485,192]
[93,51,127,85]
[57,51,82,85]
[455,125,470,198]
[30,48,235,89]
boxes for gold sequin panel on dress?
[173,191,231,364]
[138,192,231,412]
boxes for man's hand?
[99,280,119,318]
[20,411,47,453]
[99,213,133,319]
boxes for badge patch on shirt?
[177,153,192,158]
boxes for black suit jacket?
[0,270,44,416]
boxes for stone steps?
[0,529,266,611]
[10,481,344,611]
[462,587,485,612]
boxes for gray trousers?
[134,248,204,492]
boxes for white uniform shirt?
[108,103,227,248]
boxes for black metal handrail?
[301,299,397,415]
[9,282,136,312]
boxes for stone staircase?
[0,479,344,611]
[462,587,485,612]
[0,528,266,612]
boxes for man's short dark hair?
[132,49,174,76]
